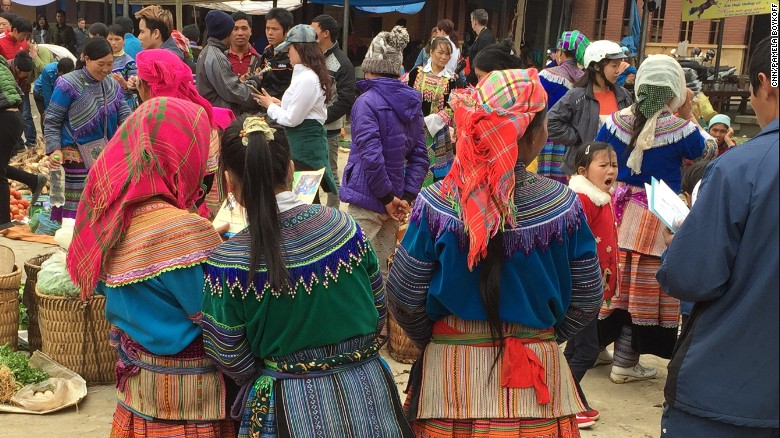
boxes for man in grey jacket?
[312,14,356,209]
[196,10,259,116]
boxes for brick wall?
[605,0,626,41]
[722,16,748,45]
[570,0,598,38]
[569,0,749,46]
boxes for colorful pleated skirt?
[405,316,583,437]
[110,328,233,438]
[50,146,87,223]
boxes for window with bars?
[621,0,633,39]
[679,20,694,42]
[594,0,608,39]
[649,0,666,42]
[708,19,720,44]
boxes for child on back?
[565,141,620,429]
[107,24,137,109]
[340,26,428,278]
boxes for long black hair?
[221,116,292,292]
[480,108,548,372]
[626,105,649,154]
[291,42,333,104]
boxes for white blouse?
[267,64,327,127]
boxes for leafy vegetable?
[0,344,48,386]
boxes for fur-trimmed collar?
[568,175,612,206]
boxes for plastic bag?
[1,351,88,414]
[37,251,80,298]
[54,218,75,250]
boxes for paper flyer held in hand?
[213,169,325,236]
[645,177,690,233]
[292,168,325,204]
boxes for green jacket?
[0,55,22,111]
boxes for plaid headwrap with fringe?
[557,30,590,66]
[67,97,213,298]
[443,69,548,270]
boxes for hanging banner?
[682,0,774,21]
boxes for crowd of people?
[0,2,778,437]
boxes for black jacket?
[259,46,293,100]
[466,27,494,86]
[323,42,356,130]
[547,82,633,174]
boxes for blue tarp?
[309,0,425,7]
[621,0,641,56]
[357,2,425,14]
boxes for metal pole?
[713,18,725,80]
[637,0,650,65]
[175,0,182,30]
[342,0,350,51]
[542,0,553,62]
[499,0,507,39]
[122,0,129,17]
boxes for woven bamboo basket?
[387,312,421,364]
[35,287,115,384]
[23,253,55,352]
[385,250,421,364]
[0,266,22,349]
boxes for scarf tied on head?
[557,30,590,67]
[443,69,547,270]
[136,49,214,127]
[625,54,687,174]
[67,97,213,298]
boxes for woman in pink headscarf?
[135,48,235,218]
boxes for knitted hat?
[205,10,233,41]
[707,114,731,130]
[361,25,409,76]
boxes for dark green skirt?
[285,119,337,194]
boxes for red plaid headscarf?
[443,69,548,269]
[67,97,212,298]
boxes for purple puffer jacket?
[340,77,428,214]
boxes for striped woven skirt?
[405,316,583,437]
[50,146,87,223]
[111,404,235,438]
[536,141,568,184]
[239,334,412,438]
[110,328,233,438]
[598,251,679,358]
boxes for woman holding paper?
[594,54,716,384]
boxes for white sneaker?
[594,349,613,366]
[610,363,658,383]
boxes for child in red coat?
[564,141,619,429]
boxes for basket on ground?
[0,266,22,349]
[23,253,55,352]
[387,312,421,364]
[35,287,114,384]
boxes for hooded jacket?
[547,82,632,174]
[340,77,428,214]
